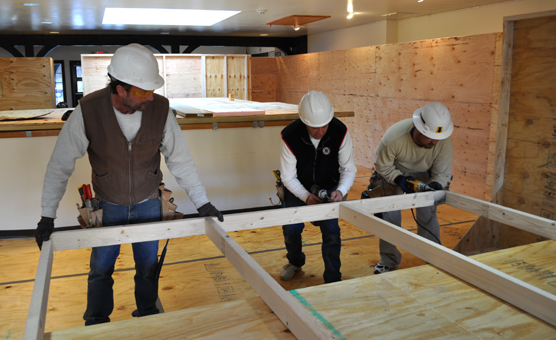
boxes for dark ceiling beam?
[36,45,58,57]
[0,45,23,57]
[0,34,307,57]
[183,45,201,54]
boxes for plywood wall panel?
[266,33,499,199]
[165,56,202,98]
[0,58,55,110]
[227,56,247,100]
[206,56,225,98]
[503,15,556,222]
[251,74,277,102]
[376,34,496,104]
[345,46,376,96]
[250,57,277,102]
[251,57,277,75]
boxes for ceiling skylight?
[102,8,241,26]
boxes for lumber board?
[446,191,556,240]
[339,204,556,328]
[24,240,53,340]
[204,219,334,340]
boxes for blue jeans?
[282,219,342,283]
[83,198,161,326]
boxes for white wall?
[308,0,556,52]
[398,0,556,43]
[308,20,389,53]
[0,127,282,231]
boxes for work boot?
[373,262,397,274]
[280,263,301,281]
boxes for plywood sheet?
[227,56,247,100]
[294,240,556,340]
[375,34,497,104]
[0,57,55,110]
[205,56,226,98]
[164,56,203,98]
[501,15,556,247]
[251,57,278,102]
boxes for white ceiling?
[1,0,513,37]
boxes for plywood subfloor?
[44,240,556,339]
[0,166,480,338]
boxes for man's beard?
[123,96,151,112]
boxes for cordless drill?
[310,184,332,200]
[406,178,435,192]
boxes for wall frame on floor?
[24,191,556,339]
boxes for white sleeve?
[159,109,210,209]
[41,106,89,218]
[280,140,311,203]
[335,131,357,196]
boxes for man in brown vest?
[34,43,223,325]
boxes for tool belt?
[363,171,397,198]
[77,202,103,228]
[159,183,184,220]
[77,183,183,228]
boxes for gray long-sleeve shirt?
[374,118,453,187]
[41,105,209,218]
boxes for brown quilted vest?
[80,87,169,205]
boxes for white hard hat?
[298,91,334,127]
[412,102,454,140]
[107,44,164,91]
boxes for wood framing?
[25,192,556,339]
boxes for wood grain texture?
[227,56,247,100]
[165,56,203,98]
[0,57,55,110]
[205,56,226,98]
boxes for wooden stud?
[24,239,53,340]
[339,203,556,328]
[446,191,556,240]
[204,218,335,339]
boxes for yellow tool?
[406,178,435,192]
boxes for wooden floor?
[1,166,485,339]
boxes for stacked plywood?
[252,34,501,200]
[82,54,250,100]
[0,58,55,110]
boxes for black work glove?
[394,175,415,194]
[35,217,55,250]
[197,202,224,222]
[428,181,443,191]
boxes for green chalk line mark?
[290,290,347,340]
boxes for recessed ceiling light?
[418,0,424,2]
[23,3,39,6]
[103,8,241,26]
